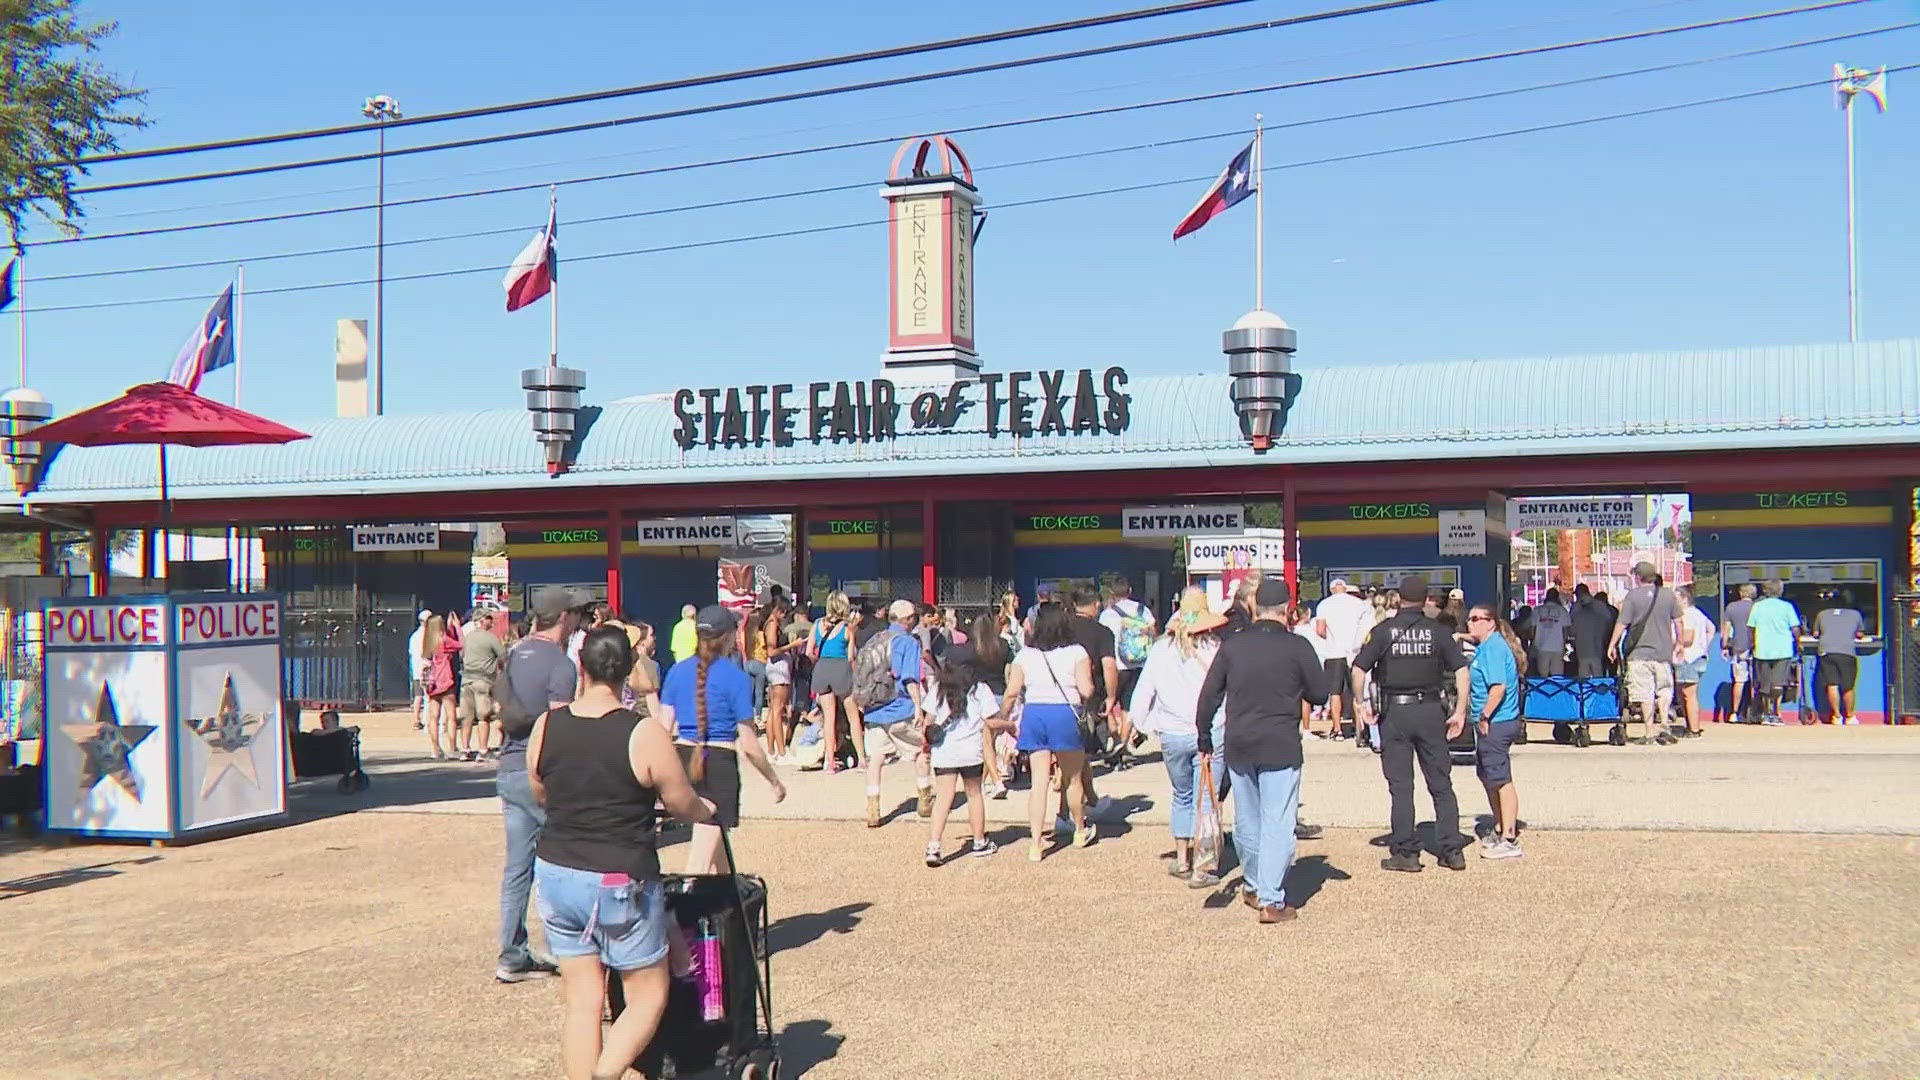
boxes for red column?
[604,509,622,614]
[1282,483,1298,603]
[921,496,937,605]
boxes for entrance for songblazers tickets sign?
[41,593,288,840]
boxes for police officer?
[1350,575,1470,872]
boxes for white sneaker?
[1478,832,1499,850]
[924,842,942,868]
[1483,838,1523,860]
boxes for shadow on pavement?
[1282,855,1350,909]
[778,1018,844,1076]
[768,902,870,956]
[0,854,162,899]
[287,759,502,823]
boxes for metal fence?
[1890,594,1920,723]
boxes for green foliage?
[0,0,145,244]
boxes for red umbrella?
[31,381,309,511]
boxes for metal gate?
[936,502,1015,621]
[273,536,427,711]
[1890,593,1919,723]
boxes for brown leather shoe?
[1259,904,1299,924]
[1241,888,1260,911]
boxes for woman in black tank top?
[526,626,714,1080]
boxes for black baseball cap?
[1397,575,1429,601]
[695,604,739,634]
[1254,578,1291,609]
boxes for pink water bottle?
[697,918,725,1022]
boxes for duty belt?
[1384,690,1440,705]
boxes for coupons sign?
[1508,497,1649,531]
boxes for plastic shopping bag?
[1194,754,1224,874]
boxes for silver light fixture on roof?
[522,366,585,475]
[1223,309,1294,453]
[0,388,55,494]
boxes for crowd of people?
[442,563,1873,1077]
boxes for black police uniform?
[1352,597,1469,865]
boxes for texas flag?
[503,201,557,312]
[166,285,236,393]
[1172,140,1256,240]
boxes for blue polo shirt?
[862,630,923,725]
[660,654,754,744]
[1469,638,1521,723]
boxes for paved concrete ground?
[3,715,1917,1078]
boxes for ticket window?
[1325,565,1462,605]
[1718,560,1883,646]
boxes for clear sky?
[14,0,1919,421]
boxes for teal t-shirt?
[1469,638,1521,723]
[1746,597,1801,661]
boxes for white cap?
[888,598,917,621]
[1329,578,1349,591]
[418,609,432,621]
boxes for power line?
[35,21,1913,285]
[31,64,1913,314]
[72,0,1285,166]
[72,0,1440,195]
[73,0,1710,224]
[35,1,1875,249]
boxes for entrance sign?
[1508,497,1648,531]
[1123,504,1244,538]
[352,525,440,551]
[43,593,287,840]
[670,367,1131,449]
[1438,510,1487,556]
[633,517,737,547]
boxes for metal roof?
[15,338,1920,506]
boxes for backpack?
[851,626,904,710]
[1113,602,1153,667]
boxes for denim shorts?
[1475,720,1523,786]
[1673,657,1707,685]
[533,858,669,971]
[1016,702,1084,753]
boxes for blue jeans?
[497,767,546,968]
[1227,762,1301,910]
[1159,730,1200,840]
[745,659,768,710]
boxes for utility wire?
[72,0,1441,194]
[35,21,1912,285]
[35,1,1874,249]
[71,0,1287,166]
[75,0,1709,224]
[31,64,1914,314]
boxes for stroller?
[608,826,779,1079]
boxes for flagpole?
[1844,89,1858,343]
[548,185,559,373]
[234,265,245,406]
[14,247,25,388]
[1253,114,1264,312]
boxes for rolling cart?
[289,720,371,793]
[610,826,779,1079]
[1524,675,1624,747]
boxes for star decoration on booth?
[62,684,155,801]
[188,675,265,796]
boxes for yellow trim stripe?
[1299,518,1437,538]
[1012,529,1126,546]
[808,532,924,551]
[506,543,728,558]
[279,549,471,564]
[1693,507,1892,528]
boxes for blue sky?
[14,0,1919,421]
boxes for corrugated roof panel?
[15,339,1920,505]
